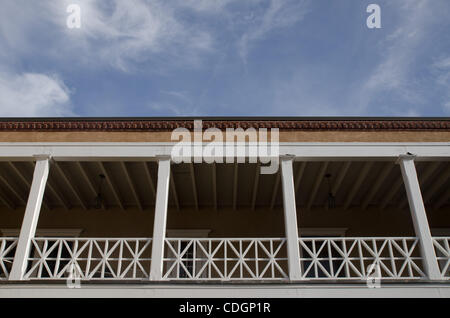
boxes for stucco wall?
[0,130,449,142]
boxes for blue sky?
[0,0,449,117]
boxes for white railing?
[163,238,288,280]
[24,238,152,280]
[0,238,18,280]
[2,236,448,281]
[433,237,450,279]
[298,237,425,280]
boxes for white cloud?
[0,0,312,76]
[364,2,428,93]
[237,0,309,62]
[0,72,73,117]
[354,0,441,114]
[433,56,450,86]
[432,56,450,113]
[443,101,450,113]
[42,0,215,72]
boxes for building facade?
[0,117,449,297]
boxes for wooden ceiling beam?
[344,162,373,210]
[54,161,88,210]
[307,162,329,210]
[120,162,143,211]
[98,162,124,210]
[7,162,50,210]
[362,163,393,210]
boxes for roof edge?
[0,117,449,131]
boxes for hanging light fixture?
[94,174,106,209]
[325,173,335,209]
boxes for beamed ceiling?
[0,160,448,211]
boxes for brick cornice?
[0,119,449,131]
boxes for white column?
[398,155,441,280]
[9,156,50,280]
[280,156,302,280]
[149,156,171,280]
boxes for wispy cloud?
[356,0,445,115]
[237,0,309,63]
[44,0,215,72]
[0,72,74,116]
[433,55,450,114]
[0,1,448,117]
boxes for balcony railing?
[0,238,18,280]
[298,237,425,280]
[163,238,288,280]
[433,237,450,279]
[1,236,449,281]
[24,238,152,280]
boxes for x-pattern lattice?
[433,237,450,279]
[163,239,288,280]
[24,238,152,280]
[298,237,425,280]
[0,238,17,280]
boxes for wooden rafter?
[362,163,393,210]
[189,163,199,211]
[306,162,329,210]
[0,186,15,209]
[30,162,70,210]
[212,163,217,211]
[434,187,450,210]
[344,162,373,210]
[423,166,450,204]
[170,170,180,211]
[233,163,238,210]
[294,162,306,196]
[0,173,27,206]
[98,162,124,210]
[7,162,50,210]
[142,162,156,202]
[76,162,105,209]
[380,178,404,209]
[399,162,440,209]
[270,170,281,210]
[120,162,143,211]
[54,161,88,210]
[251,163,261,210]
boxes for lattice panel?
[24,238,152,280]
[433,237,450,279]
[163,239,288,280]
[298,237,425,280]
[0,238,18,280]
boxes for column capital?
[280,154,295,161]
[396,152,416,164]
[155,155,171,162]
[33,154,51,161]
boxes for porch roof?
[0,160,448,211]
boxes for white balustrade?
[432,237,450,279]
[298,237,425,280]
[0,238,18,280]
[23,238,152,280]
[163,238,288,280]
[1,236,448,281]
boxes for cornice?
[0,119,448,131]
